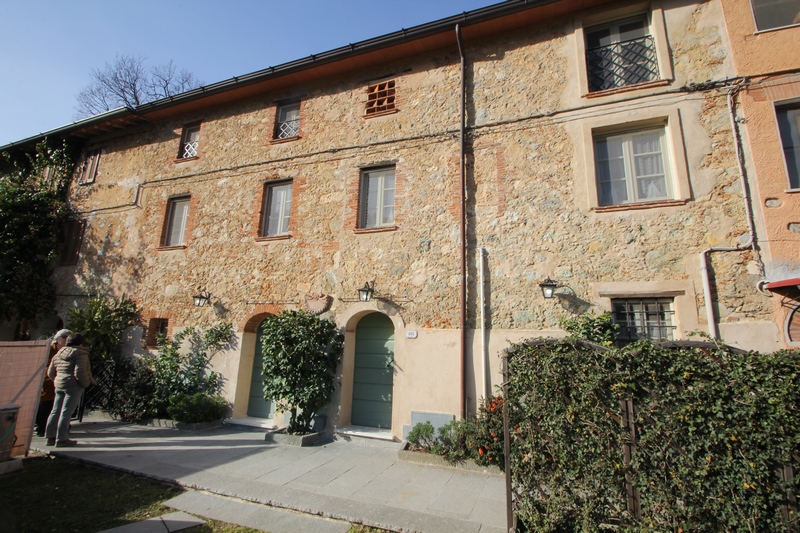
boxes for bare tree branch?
[74,54,202,119]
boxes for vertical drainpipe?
[456,24,467,419]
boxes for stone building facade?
[2,0,782,439]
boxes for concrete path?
[33,413,506,533]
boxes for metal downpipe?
[456,23,467,419]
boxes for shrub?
[260,310,343,434]
[504,338,800,532]
[407,421,436,452]
[167,393,228,423]
[466,396,505,467]
[105,356,156,422]
[107,323,234,421]
[67,295,140,366]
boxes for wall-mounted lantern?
[539,277,559,299]
[357,281,375,302]
[193,290,212,307]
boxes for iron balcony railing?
[586,35,659,93]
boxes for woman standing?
[45,333,93,447]
[35,329,72,436]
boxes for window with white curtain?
[594,127,672,206]
[359,167,395,228]
[164,197,190,246]
[261,181,293,236]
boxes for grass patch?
[0,454,261,533]
[0,454,389,533]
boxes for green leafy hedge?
[505,337,800,532]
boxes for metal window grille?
[366,81,396,115]
[180,126,200,159]
[277,119,300,139]
[612,298,675,342]
[586,36,659,92]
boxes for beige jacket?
[47,346,93,389]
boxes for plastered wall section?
[0,341,49,457]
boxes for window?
[612,298,675,342]
[75,149,101,185]
[595,127,671,206]
[274,102,300,140]
[163,196,190,247]
[260,181,292,237]
[145,318,169,347]
[365,80,396,116]
[777,103,800,189]
[360,167,395,228]
[585,15,659,93]
[59,219,86,266]
[751,0,800,31]
[178,125,200,159]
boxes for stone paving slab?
[165,491,350,533]
[35,413,507,533]
[98,511,205,533]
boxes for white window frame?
[359,167,396,228]
[776,102,800,190]
[178,125,201,159]
[579,107,690,211]
[594,127,672,206]
[573,1,672,98]
[750,0,800,32]
[164,197,190,247]
[275,102,301,140]
[261,180,293,237]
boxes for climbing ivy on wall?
[0,141,74,322]
[504,332,800,532]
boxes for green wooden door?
[351,313,394,428]
[247,320,275,419]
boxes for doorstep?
[224,416,277,430]
[334,425,402,448]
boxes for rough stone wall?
[55,0,772,352]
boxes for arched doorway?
[351,312,394,428]
[247,319,274,419]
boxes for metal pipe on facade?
[479,247,489,399]
[699,80,760,338]
[456,23,467,419]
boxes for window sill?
[269,136,301,145]
[354,225,398,234]
[364,108,398,119]
[786,188,800,194]
[256,234,292,242]
[174,156,199,163]
[583,79,670,99]
[157,245,187,251]
[593,199,688,213]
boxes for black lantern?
[539,277,558,299]
[357,281,375,302]
[193,291,211,307]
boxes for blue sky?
[0,0,499,146]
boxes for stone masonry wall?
[54,0,772,354]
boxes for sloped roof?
[1,0,605,151]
